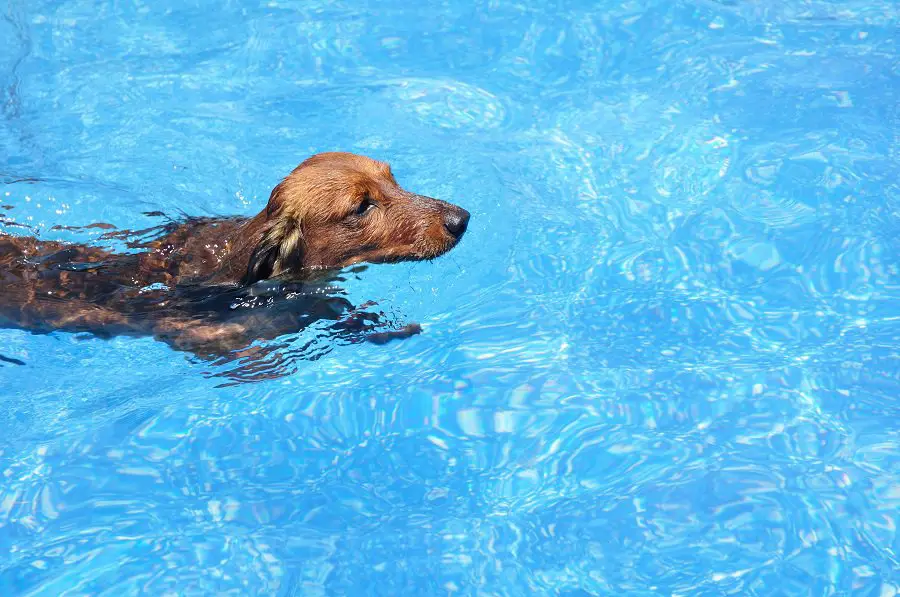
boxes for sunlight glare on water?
[1,0,900,594]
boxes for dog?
[0,152,470,366]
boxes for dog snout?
[443,207,470,239]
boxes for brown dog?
[0,152,469,361]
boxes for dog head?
[243,152,469,284]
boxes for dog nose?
[443,208,470,238]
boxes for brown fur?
[0,152,469,360]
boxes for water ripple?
[381,78,508,131]
[2,0,900,594]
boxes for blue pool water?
[2,0,900,594]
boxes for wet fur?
[0,152,468,359]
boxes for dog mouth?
[358,206,470,266]
[412,214,472,261]
[316,204,470,271]
[354,231,467,266]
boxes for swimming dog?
[0,152,469,359]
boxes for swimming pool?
[2,0,899,593]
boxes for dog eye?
[355,196,376,216]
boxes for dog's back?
[0,233,155,336]
[0,215,235,333]
[0,223,386,359]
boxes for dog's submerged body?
[0,152,469,360]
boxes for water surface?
[2,0,900,594]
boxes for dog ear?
[243,232,279,284]
[243,216,304,285]
[264,180,286,219]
